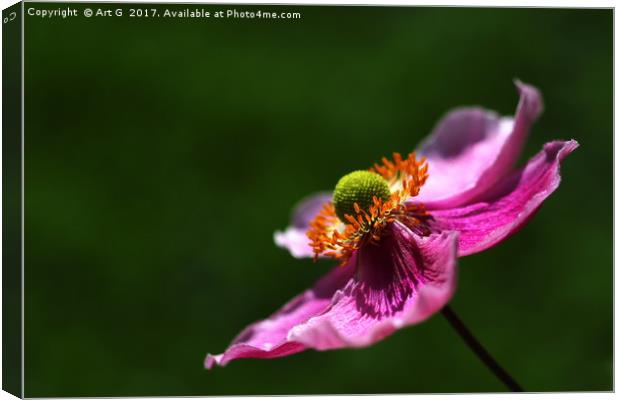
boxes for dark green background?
[22,4,612,396]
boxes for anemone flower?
[206,81,577,390]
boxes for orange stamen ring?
[307,152,429,266]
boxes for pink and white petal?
[274,192,332,258]
[205,263,353,368]
[416,80,543,209]
[274,228,315,258]
[289,224,459,350]
[290,192,333,229]
[430,140,578,257]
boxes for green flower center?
[333,170,391,223]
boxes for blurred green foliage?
[22,4,611,396]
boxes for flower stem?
[441,305,524,392]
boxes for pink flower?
[205,81,578,369]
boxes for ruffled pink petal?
[205,262,353,368]
[415,80,543,209]
[288,223,459,350]
[429,140,578,256]
[274,192,331,258]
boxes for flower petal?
[274,192,332,258]
[416,80,543,209]
[429,140,578,256]
[288,223,459,350]
[205,263,353,368]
